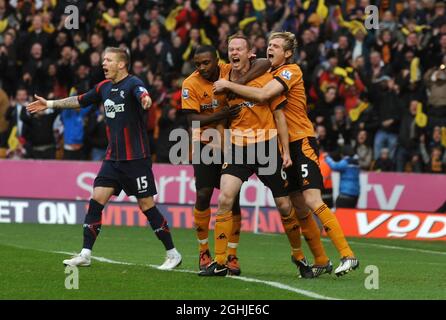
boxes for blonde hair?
[268,32,297,63]
[104,47,130,68]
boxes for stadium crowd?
[0,0,445,173]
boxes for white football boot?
[63,253,91,267]
[157,249,182,270]
[335,257,359,276]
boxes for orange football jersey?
[271,64,315,142]
[218,72,286,146]
[181,63,231,143]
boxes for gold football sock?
[193,207,211,251]
[314,204,354,258]
[214,211,233,265]
[298,210,329,265]
[281,208,305,261]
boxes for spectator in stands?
[421,145,445,173]
[60,106,91,160]
[325,145,361,209]
[22,43,50,95]
[4,87,28,158]
[310,85,338,128]
[330,106,352,148]
[22,14,51,58]
[20,108,58,160]
[424,62,446,128]
[0,31,18,97]
[370,76,400,160]
[354,130,373,171]
[373,29,398,67]
[366,51,391,86]
[395,100,423,171]
[316,124,337,153]
[372,147,395,172]
[399,0,427,25]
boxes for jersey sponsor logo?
[235,101,255,108]
[200,102,218,111]
[104,99,125,119]
[182,89,189,99]
[120,90,125,99]
[111,88,119,92]
[281,70,292,81]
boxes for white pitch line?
[338,240,446,256]
[228,276,340,300]
[53,250,338,300]
[251,233,446,256]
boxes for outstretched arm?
[27,94,80,113]
[214,78,284,103]
[325,155,348,172]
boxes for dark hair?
[194,45,218,59]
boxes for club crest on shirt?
[138,86,148,94]
[281,70,292,81]
[182,89,189,99]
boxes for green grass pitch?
[0,223,445,300]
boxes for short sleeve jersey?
[181,63,232,143]
[271,64,315,142]
[218,72,287,146]
[78,75,150,161]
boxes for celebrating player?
[182,45,271,275]
[200,34,314,278]
[214,32,359,276]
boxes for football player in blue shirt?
[27,47,182,270]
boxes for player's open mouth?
[268,53,274,59]
[231,57,240,65]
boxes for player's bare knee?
[217,191,235,213]
[275,197,292,217]
[304,195,323,211]
[137,197,155,212]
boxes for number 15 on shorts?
[136,176,148,192]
